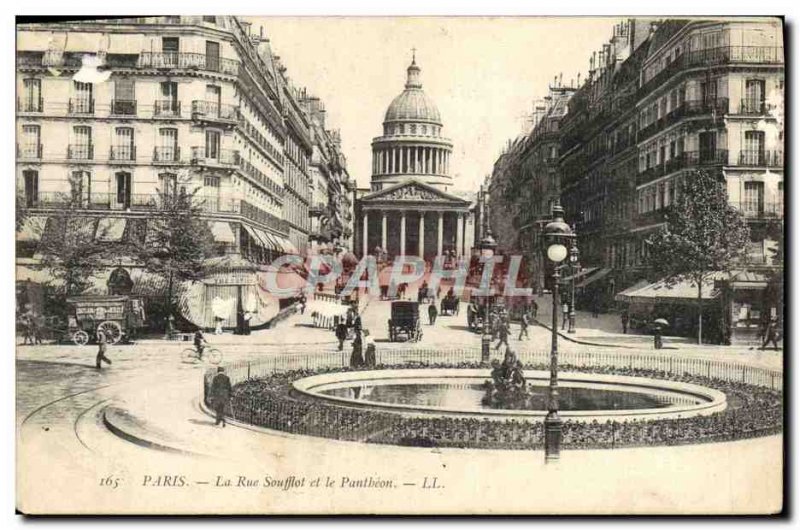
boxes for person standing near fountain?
[495,319,510,350]
[350,332,364,367]
[364,330,376,367]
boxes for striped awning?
[242,224,265,250]
[210,221,236,244]
[16,216,47,242]
[96,217,127,242]
[258,230,282,252]
[280,237,299,255]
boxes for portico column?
[437,211,444,257]
[381,210,387,251]
[362,211,369,257]
[433,149,438,174]
[400,210,406,255]
[456,212,464,257]
[418,212,425,258]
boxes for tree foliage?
[130,183,215,315]
[645,170,751,343]
[36,195,114,296]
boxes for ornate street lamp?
[479,230,497,364]
[543,204,574,463]
[568,235,580,334]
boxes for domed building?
[356,54,474,261]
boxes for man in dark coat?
[95,331,112,369]
[209,367,232,427]
[335,319,348,351]
[428,303,438,325]
[350,332,364,368]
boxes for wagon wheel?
[72,330,90,346]
[97,321,123,344]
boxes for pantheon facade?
[356,55,475,261]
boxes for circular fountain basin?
[292,369,727,421]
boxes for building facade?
[486,18,784,343]
[356,56,474,262]
[16,16,351,328]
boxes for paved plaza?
[16,293,783,514]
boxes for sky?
[249,17,619,193]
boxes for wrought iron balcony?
[110,145,136,162]
[137,52,240,76]
[67,144,94,160]
[17,143,42,159]
[737,150,783,167]
[733,201,784,220]
[153,100,181,118]
[17,97,43,113]
[153,146,181,163]
[111,99,137,116]
[191,100,239,124]
[68,98,94,115]
[191,147,239,167]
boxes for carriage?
[440,292,460,316]
[387,300,423,342]
[62,295,146,345]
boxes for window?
[203,176,220,211]
[70,170,92,205]
[22,78,41,112]
[115,172,132,208]
[113,78,136,115]
[206,41,220,72]
[71,81,93,114]
[114,127,135,160]
[71,126,92,159]
[698,131,716,162]
[743,130,765,165]
[206,85,221,115]
[744,79,765,113]
[158,128,178,161]
[743,181,764,214]
[21,125,40,158]
[159,172,178,197]
[23,170,38,207]
[162,37,179,66]
[158,81,179,116]
[700,79,717,103]
[205,130,221,159]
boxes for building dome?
[383,58,442,125]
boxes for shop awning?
[561,266,599,282]
[256,229,281,252]
[727,270,769,290]
[577,268,613,288]
[282,238,299,255]
[242,224,265,250]
[614,280,650,303]
[17,216,47,242]
[620,276,721,304]
[210,221,236,244]
[96,217,126,242]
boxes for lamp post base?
[544,411,562,463]
[568,313,576,334]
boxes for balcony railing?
[68,98,95,115]
[17,97,43,113]
[191,100,239,123]
[153,146,181,163]
[111,99,137,116]
[737,150,783,167]
[137,52,240,76]
[237,158,284,199]
[17,143,42,159]
[685,46,784,67]
[67,144,94,160]
[237,115,285,166]
[240,200,290,234]
[738,98,767,115]
[685,149,729,165]
[153,100,181,118]
[191,147,239,166]
[110,145,136,162]
[733,201,784,219]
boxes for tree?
[37,195,115,297]
[645,170,750,344]
[130,183,215,329]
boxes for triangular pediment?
[360,179,471,205]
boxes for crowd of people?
[223,361,783,451]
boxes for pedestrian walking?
[22,314,35,345]
[335,319,348,351]
[518,312,530,340]
[209,367,232,427]
[621,311,629,334]
[495,320,510,350]
[350,332,364,368]
[531,299,538,319]
[95,331,113,369]
[561,302,569,330]
[653,325,663,350]
[298,293,307,315]
[760,318,781,351]
[428,302,438,325]
[363,330,376,367]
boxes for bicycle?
[181,344,222,365]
